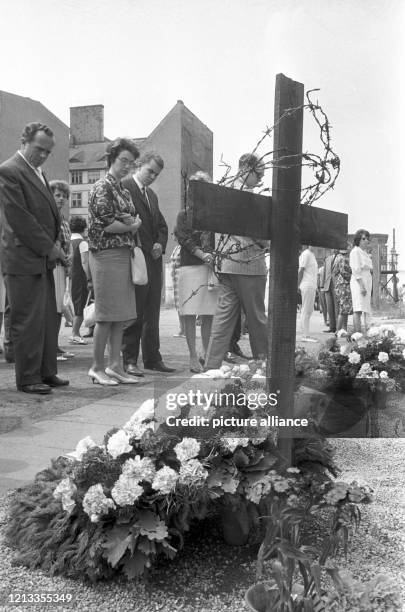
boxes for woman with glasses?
[349,229,372,333]
[87,138,141,385]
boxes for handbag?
[83,292,96,328]
[130,235,148,285]
[61,290,74,324]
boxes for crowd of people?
[0,121,374,394]
[298,230,373,341]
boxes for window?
[70,171,83,184]
[71,192,82,207]
[87,170,100,184]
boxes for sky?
[0,0,403,270]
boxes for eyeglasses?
[117,156,135,166]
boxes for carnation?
[107,430,132,459]
[378,351,389,363]
[359,362,372,374]
[122,455,156,483]
[336,329,348,338]
[152,466,179,495]
[174,437,200,462]
[379,371,388,379]
[111,476,143,506]
[348,351,361,365]
[68,436,97,461]
[82,484,115,523]
[179,458,208,486]
[367,326,381,337]
[53,478,77,513]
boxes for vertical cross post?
[267,74,304,463]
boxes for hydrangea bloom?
[82,484,115,523]
[179,458,208,486]
[111,476,143,506]
[348,351,361,364]
[107,430,132,459]
[152,466,179,495]
[174,437,200,462]
[245,474,273,505]
[53,478,77,513]
[122,455,156,483]
[221,437,250,453]
[68,436,97,461]
[378,351,389,363]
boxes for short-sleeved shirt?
[299,249,318,289]
[88,172,136,252]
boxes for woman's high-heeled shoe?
[105,367,139,384]
[88,369,119,386]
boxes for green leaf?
[122,550,149,579]
[102,526,132,568]
[137,510,168,541]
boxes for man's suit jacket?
[0,153,60,275]
[122,176,168,256]
[322,253,338,292]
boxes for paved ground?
[0,306,403,494]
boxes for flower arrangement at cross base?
[6,377,344,583]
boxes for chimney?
[70,105,104,145]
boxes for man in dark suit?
[322,251,339,333]
[122,152,175,374]
[0,122,69,393]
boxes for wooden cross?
[189,74,348,462]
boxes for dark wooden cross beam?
[189,73,348,462]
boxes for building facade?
[69,101,213,259]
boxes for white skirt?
[53,264,66,313]
[178,265,219,315]
[350,270,372,313]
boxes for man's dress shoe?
[125,364,145,377]
[21,383,52,395]
[144,361,176,373]
[42,375,70,387]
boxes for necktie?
[142,186,151,212]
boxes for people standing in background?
[175,171,217,373]
[0,122,69,393]
[317,264,328,326]
[350,229,372,333]
[49,180,75,360]
[298,245,318,342]
[333,245,353,332]
[122,152,175,376]
[69,216,90,344]
[0,265,5,354]
[322,250,339,333]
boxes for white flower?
[336,329,348,338]
[351,332,363,341]
[53,478,77,513]
[221,437,250,453]
[122,413,154,439]
[204,369,225,378]
[133,398,155,423]
[348,351,361,364]
[68,436,97,461]
[340,343,351,356]
[239,364,250,375]
[111,476,143,506]
[82,484,115,523]
[379,371,388,379]
[174,438,200,462]
[367,326,381,337]
[396,328,405,342]
[286,467,300,474]
[372,370,379,378]
[220,364,232,374]
[252,373,266,381]
[378,351,389,363]
[152,466,179,495]
[359,362,372,373]
[122,455,156,483]
[402,349,405,359]
[107,430,132,459]
[179,458,208,486]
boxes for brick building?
[0,90,69,213]
[69,101,213,260]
